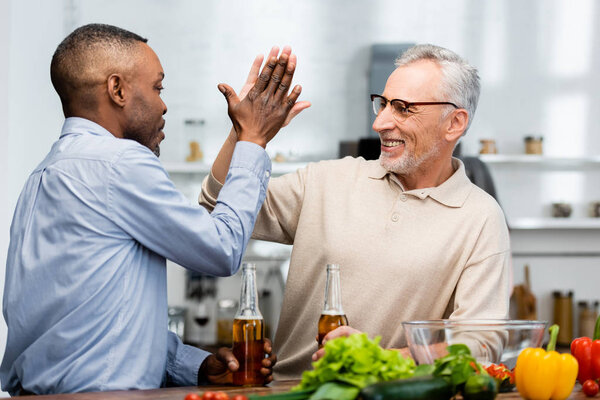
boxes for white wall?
[0,2,11,391]
[1,1,65,395]
[53,0,600,162]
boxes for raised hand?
[218,47,303,148]
[239,47,310,128]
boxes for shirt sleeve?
[165,330,210,387]
[108,141,271,276]
[199,164,308,245]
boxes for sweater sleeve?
[200,165,309,245]
[447,205,512,362]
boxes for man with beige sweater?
[199,44,511,379]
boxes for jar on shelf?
[578,300,599,338]
[184,118,205,162]
[524,136,543,155]
[216,298,237,346]
[479,139,497,154]
[590,201,600,218]
[553,290,573,347]
[551,202,572,218]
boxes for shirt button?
[265,170,271,178]
[391,213,399,222]
[400,195,407,201]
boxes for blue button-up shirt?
[1,117,271,395]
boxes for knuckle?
[258,73,270,83]
[277,82,289,91]
[247,90,258,101]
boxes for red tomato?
[583,380,600,397]
[184,393,201,400]
[213,391,229,400]
[201,392,217,400]
[231,396,249,400]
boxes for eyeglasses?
[370,94,459,118]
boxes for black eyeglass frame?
[370,94,459,116]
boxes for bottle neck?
[323,264,344,314]
[236,264,263,319]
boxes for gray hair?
[395,44,480,134]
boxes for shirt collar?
[367,160,388,179]
[60,117,116,139]
[425,158,473,208]
[367,157,473,208]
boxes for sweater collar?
[367,157,472,208]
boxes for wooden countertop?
[19,380,589,399]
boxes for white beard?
[379,139,443,175]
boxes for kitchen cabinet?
[479,154,600,228]
[480,154,600,339]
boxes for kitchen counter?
[19,380,589,399]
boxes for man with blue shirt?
[1,24,303,395]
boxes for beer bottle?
[232,263,265,386]
[318,264,348,348]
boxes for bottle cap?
[242,262,256,270]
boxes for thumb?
[216,347,239,372]
[217,83,240,108]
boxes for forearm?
[212,127,238,184]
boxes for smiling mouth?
[381,139,405,148]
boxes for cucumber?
[358,375,453,400]
[462,374,498,400]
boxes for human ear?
[107,74,127,107]
[445,109,469,141]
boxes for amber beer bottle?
[232,263,265,386]
[318,264,348,348]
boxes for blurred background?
[2,1,600,394]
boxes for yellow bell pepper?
[515,324,578,400]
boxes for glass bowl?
[402,319,547,368]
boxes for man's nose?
[372,105,395,133]
[161,99,167,115]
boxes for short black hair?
[50,24,148,114]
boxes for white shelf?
[479,154,600,167]
[162,161,309,176]
[162,162,211,174]
[509,218,600,230]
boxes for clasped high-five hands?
[218,46,311,148]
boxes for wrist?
[197,355,213,385]
[238,136,267,149]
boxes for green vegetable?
[413,363,435,377]
[431,343,486,394]
[309,382,360,400]
[293,334,415,392]
[463,374,498,400]
[358,375,453,400]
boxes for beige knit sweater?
[199,156,511,379]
